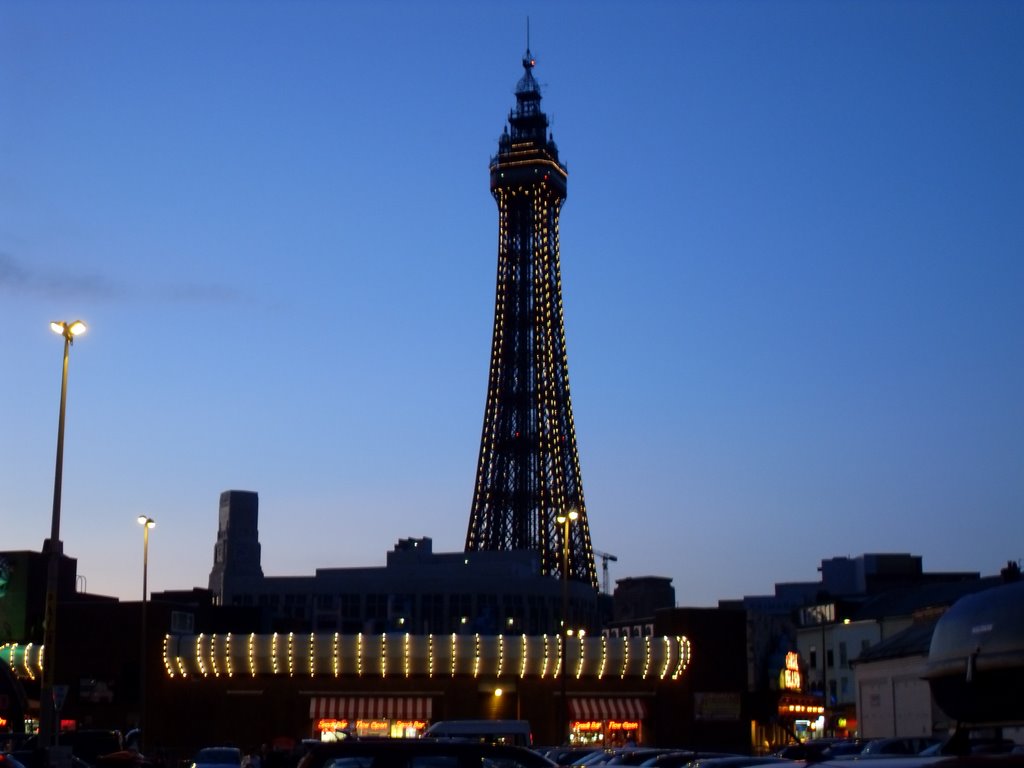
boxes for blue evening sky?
[2,1,1022,606]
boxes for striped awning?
[569,697,648,721]
[309,696,433,721]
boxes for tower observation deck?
[466,49,599,592]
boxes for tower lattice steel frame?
[466,49,598,592]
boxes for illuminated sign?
[607,720,640,731]
[316,718,350,732]
[572,719,640,732]
[780,651,802,691]
[316,717,427,735]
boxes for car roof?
[299,739,555,768]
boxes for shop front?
[776,693,825,741]
[568,697,647,746]
[310,696,432,739]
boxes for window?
[809,647,817,669]
[826,649,834,668]
[839,641,848,668]
[317,594,335,610]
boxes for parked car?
[860,739,941,757]
[775,741,840,761]
[424,719,533,747]
[821,741,869,759]
[691,759,793,768]
[11,729,126,768]
[296,738,556,768]
[605,750,675,766]
[640,751,740,768]
[541,747,603,766]
[192,748,243,768]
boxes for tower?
[208,489,264,605]
[466,48,598,592]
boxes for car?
[11,730,126,768]
[640,751,740,768]
[297,739,556,768]
[424,720,533,747]
[1,754,28,768]
[605,751,675,767]
[820,741,868,759]
[691,759,793,768]
[775,740,839,761]
[192,747,243,768]
[860,739,941,757]
[541,748,603,766]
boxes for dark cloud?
[0,251,239,306]
[0,251,30,286]
[0,251,120,299]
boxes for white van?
[423,719,532,747]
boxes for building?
[208,491,604,634]
[794,564,994,739]
[852,614,948,738]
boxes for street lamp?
[138,516,155,748]
[556,507,578,744]
[138,516,155,601]
[40,319,87,749]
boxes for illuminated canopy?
[159,632,691,681]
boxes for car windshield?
[196,749,242,764]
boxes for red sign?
[607,720,640,731]
[316,718,350,732]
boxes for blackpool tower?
[465,48,598,592]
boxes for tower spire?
[465,48,598,592]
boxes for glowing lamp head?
[51,320,88,339]
[138,515,155,529]
[558,509,579,525]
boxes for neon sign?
[572,719,640,732]
[780,651,802,691]
[607,720,640,731]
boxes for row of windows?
[233,591,597,635]
[808,638,871,670]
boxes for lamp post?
[556,508,578,745]
[138,516,155,749]
[40,319,87,749]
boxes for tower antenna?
[526,16,531,52]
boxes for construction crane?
[593,550,618,594]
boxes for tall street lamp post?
[556,508,578,744]
[40,319,87,749]
[137,516,155,748]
